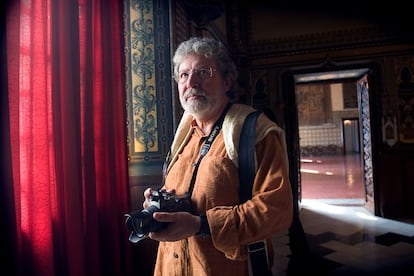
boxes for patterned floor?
[271,201,414,275]
[270,154,414,275]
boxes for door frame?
[280,59,383,216]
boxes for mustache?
[184,88,206,99]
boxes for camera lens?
[125,204,166,235]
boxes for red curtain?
[1,0,132,275]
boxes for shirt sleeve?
[207,131,293,260]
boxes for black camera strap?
[161,150,170,187]
[187,102,232,196]
[238,110,272,276]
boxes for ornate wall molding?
[395,57,414,144]
[125,0,173,175]
[247,26,408,57]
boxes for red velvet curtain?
[1,0,132,275]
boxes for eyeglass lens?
[177,67,213,83]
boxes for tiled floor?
[270,154,414,275]
[299,200,414,275]
[271,201,414,276]
[300,154,365,200]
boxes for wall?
[298,83,359,155]
[124,1,173,274]
[124,0,174,208]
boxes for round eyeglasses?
[175,67,216,84]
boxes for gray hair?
[172,37,237,97]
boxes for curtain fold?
[1,1,18,275]
[3,0,132,275]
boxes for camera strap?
[187,102,232,196]
[238,110,272,276]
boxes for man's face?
[176,54,232,119]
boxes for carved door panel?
[357,74,375,213]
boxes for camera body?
[125,189,191,243]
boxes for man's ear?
[224,74,233,92]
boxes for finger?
[152,212,173,222]
[144,187,153,199]
[142,188,153,208]
[142,198,152,209]
[142,200,149,209]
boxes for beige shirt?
[154,104,293,276]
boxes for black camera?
[124,189,192,243]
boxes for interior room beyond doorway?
[295,69,367,204]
